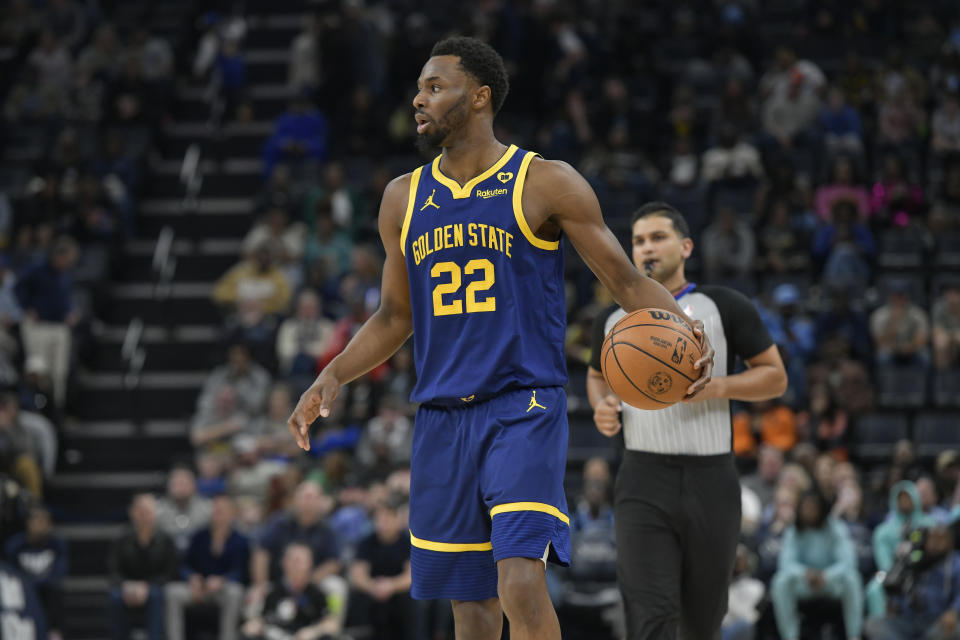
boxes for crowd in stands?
[2,0,960,638]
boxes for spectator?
[242,208,306,273]
[813,200,875,290]
[0,255,23,326]
[356,396,414,472]
[700,124,764,184]
[108,493,179,640]
[933,92,960,155]
[0,558,48,639]
[761,64,823,150]
[349,498,413,640]
[250,481,341,600]
[276,290,335,378]
[0,392,43,499]
[933,283,960,370]
[814,155,871,222]
[758,201,811,273]
[701,205,756,284]
[722,545,765,640]
[196,343,271,418]
[868,526,960,640]
[216,39,246,120]
[156,465,213,552]
[878,87,924,148]
[247,384,302,458]
[28,30,72,100]
[288,14,320,93]
[3,506,68,639]
[870,152,925,227]
[820,87,863,156]
[191,384,253,463]
[815,284,873,362]
[870,281,931,367]
[770,490,863,640]
[165,495,248,640]
[76,23,119,80]
[866,480,935,620]
[242,543,340,640]
[19,355,59,430]
[261,97,329,178]
[14,236,79,407]
[304,204,354,280]
[742,446,784,508]
[213,244,292,320]
[917,476,953,524]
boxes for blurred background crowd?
[1,0,960,638]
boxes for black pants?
[615,451,741,640]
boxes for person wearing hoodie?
[770,489,863,640]
[868,525,960,640]
[866,480,935,620]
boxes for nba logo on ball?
[647,371,673,395]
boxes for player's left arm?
[523,157,714,395]
[685,288,788,403]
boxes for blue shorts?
[409,386,571,602]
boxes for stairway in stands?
[49,7,303,637]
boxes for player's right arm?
[287,175,414,450]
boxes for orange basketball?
[600,308,702,410]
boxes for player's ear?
[681,237,694,259]
[473,85,492,111]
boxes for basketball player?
[588,202,788,640]
[288,39,714,640]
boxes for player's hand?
[594,394,622,437]
[287,370,341,451]
[685,320,714,399]
[682,376,726,403]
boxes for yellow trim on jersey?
[399,166,423,257]
[409,531,493,552]
[431,144,519,199]
[513,152,560,250]
[489,501,570,526]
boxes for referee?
[588,202,788,639]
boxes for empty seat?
[876,366,928,409]
[877,229,924,269]
[853,413,909,461]
[933,368,960,409]
[914,412,960,459]
[936,231,960,268]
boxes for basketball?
[600,308,702,410]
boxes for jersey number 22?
[430,259,495,316]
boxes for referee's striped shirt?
[590,284,774,456]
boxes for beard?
[414,95,468,156]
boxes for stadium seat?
[877,228,925,270]
[914,412,960,459]
[935,230,960,268]
[876,365,928,409]
[852,413,909,461]
[933,368,960,409]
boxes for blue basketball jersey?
[400,145,567,405]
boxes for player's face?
[413,56,473,152]
[631,215,692,284]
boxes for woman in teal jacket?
[865,480,935,619]
[771,490,863,640]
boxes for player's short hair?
[430,37,509,115]
[631,201,691,239]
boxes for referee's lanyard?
[673,282,696,300]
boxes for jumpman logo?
[526,390,547,412]
[420,189,440,211]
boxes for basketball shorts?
[409,386,571,601]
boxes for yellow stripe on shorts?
[409,531,493,552]
[489,502,570,526]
